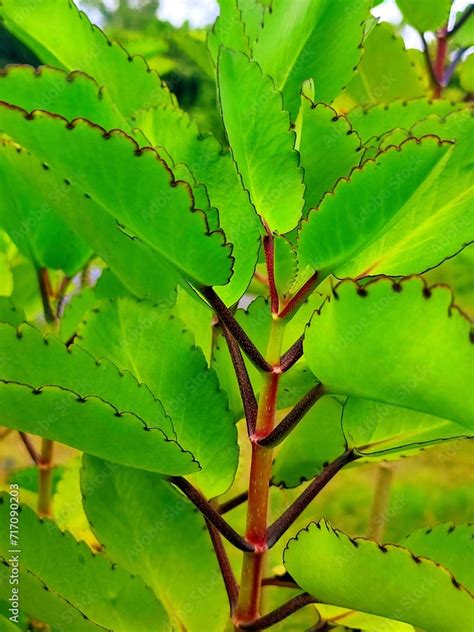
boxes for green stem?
[234,318,285,626]
[367,462,394,542]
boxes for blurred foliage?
[109,21,223,138]
[79,0,225,137]
[80,0,160,30]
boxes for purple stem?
[279,335,304,373]
[238,593,316,630]
[219,490,249,515]
[221,325,258,436]
[206,520,239,614]
[257,384,325,448]
[201,287,272,372]
[278,273,319,320]
[18,432,40,465]
[169,476,254,552]
[447,4,473,37]
[267,451,357,548]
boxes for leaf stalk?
[168,476,253,552]
[267,451,357,548]
[201,287,272,372]
[221,324,258,436]
[237,592,316,630]
[257,383,326,448]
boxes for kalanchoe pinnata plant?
[0,0,473,630]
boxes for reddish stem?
[38,439,54,517]
[278,272,318,320]
[263,234,279,314]
[18,432,40,465]
[235,320,284,625]
[433,27,448,98]
[244,370,280,549]
[55,274,71,319]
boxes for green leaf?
[272,396,346,488]
[238,0,264,46]
[276,361,319,411]
[0,614,22,632]
[7,256,44,320]
[0,0,174,119]
[272,394,471,489]
[298,136,473,279]
[0,320,198,474]
[81,455,228,632]
[252,0,372,118]
[343,398,472,458]
[396,0,451,32]
[135,104,260,304]
[208,0,249,65]
[0,252,13,295]
[0,140,92,276]
[297,95,362,211]
[0,297,25,326]
[452,10,474,48]
[173,286,213,361]
[459,54,474,94]
[59,286,97,343]
[340,23,425,109]
[53,458,97,545]
[0,105,233,288]
[0,381,197,475]
[424,243,474,315]
[0,140,179,303]
[284,521,474,632]
[402,523,474,592]
[0,563,108,632]
[0,496,171,631]
[76,296,237,496]
[346,98,465,145]
[0,64,126,130]
[316,605,415,631]
[94,269,131,300]
[0,319,176,436]
[304,277,474,428]
[217,48,304,233]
